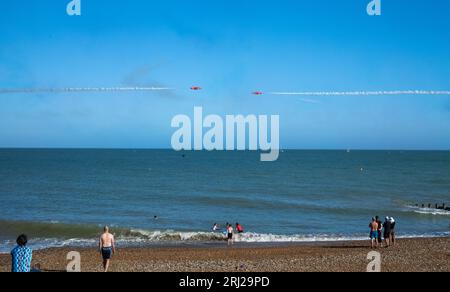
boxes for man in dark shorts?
[99,226,115,272]
[389,217,396,246]
[227,224,234,246]
[383,217,392,247]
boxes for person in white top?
[389,217,396,246]
[212,223,220,232]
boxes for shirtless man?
[369,218,379,249]
[227,224,234,246]
[99,226,115,272]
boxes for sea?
[0,149,449,252]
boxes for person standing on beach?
[369,218,379,249]
[227,224,234,246]
[11,234,32,273]
[99,226,115,272]
[375,216,383,244]
[389,217,396,246]
[383,217,392,247]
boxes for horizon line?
[0,147,449,152]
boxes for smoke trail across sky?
[269,90,450,96]
[0,87,173,94]
[1,88,450,97]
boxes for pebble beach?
[1,237,449,272]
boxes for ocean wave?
[124,230,450,243]
[0,231,369,253]
[1,220,449,253]
[2,220,369,244]
[2,230,449,254]
[125,229,370,243]
[405,206,450,216]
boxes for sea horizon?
[1,148,450,151]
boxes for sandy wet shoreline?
[1,237,449,272]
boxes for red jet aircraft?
[190,86,202,91]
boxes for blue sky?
[1,0,450,149]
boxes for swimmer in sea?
[212,223,220,232]
[236,223,244,234]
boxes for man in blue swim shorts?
[369,218,379,249]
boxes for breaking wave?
[404,205,450,216]
[1,220,449,253]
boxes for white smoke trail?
[0,87,173,94]
[2,88,449,96]
[269,90,450,96]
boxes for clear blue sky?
[1,0,449,149]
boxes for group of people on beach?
[369,216,396,248]
[9,226,116,273]
[10,222,246,272]
[212,222,245,246]
[9,216,400,272]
